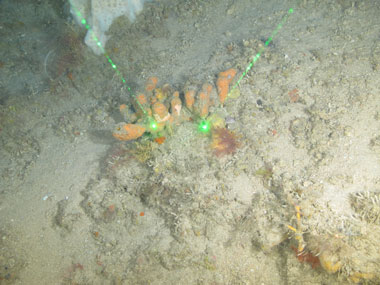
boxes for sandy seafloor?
[1,0,380,284]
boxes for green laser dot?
[199,121,210,132]
[69,1,149,118]
[70,0,292,125]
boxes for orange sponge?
[216,68,237,104]
[119,104,127,112]
[145,77,158,92]
[185,89,196,110]
[153,102,170,122]
[113,123,146,141]
[133,93,152,116]
[136,93,148,105]
[152,102,171,131]
[198,83,212,118]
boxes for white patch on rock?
[70,0,150,54]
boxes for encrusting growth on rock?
[211,127,240,157]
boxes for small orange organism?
[154,136,166,144]
[288,88,300,103]
[119,104,127,112]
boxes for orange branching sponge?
[211,127,240,157]
[198,92,209,118]
[145,76,158,92]
[113,70,239,142]
[185,89,196,110]
[133,93,152,117]
[136,93,148,105]
[203,82,213,95]
[216,68,237,105]
[113,122,146,141]
[119,104,127,112]
[198,83,213,118]
[153,102,171,123]
[152,102,172,132]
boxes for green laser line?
[68,2,292,133]
[229,8,294,94]
[68,0,148,118]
